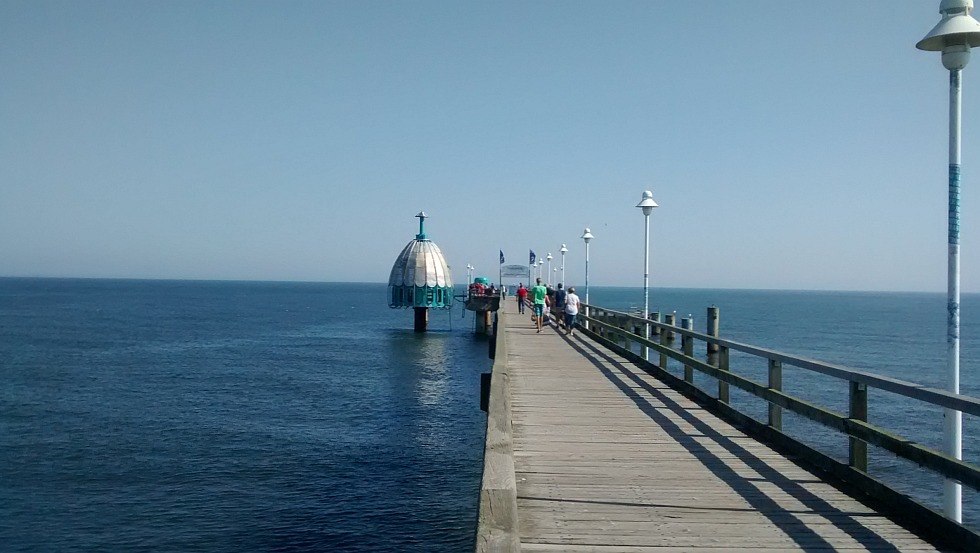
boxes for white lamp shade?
[636,190,659,216]
[918,1,980,51]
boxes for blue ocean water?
[587,286,980,528]
[0,279,490,552]
[3,280,979,549]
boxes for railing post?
[707,305,719,355]
[768,359,782,430]
[624,315,632,349]
[849,381,868,472]
[706,307,720,393]
[636,314,646,359]
[650,312,661,366]
[661,312,675,370]
[681,316,694,382]
[718,346,730,403]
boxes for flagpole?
[529,249,536,283]
[498,250,503,289]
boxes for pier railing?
[475,312,520,552]
[580,302,980,536]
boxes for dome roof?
[388,239,453,288]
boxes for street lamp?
[581,227,594,329]
[546,253,553,286]
[636,190,659,361]
[559,243,568,287]
[916,0,980,523]
[466,263,473,285]
[538,259,545,280]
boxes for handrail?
[579,303,980,493]
[581,303,980,416]
[475,311,521,552]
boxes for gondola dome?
[387,212,454,309]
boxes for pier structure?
[477,299,980,552]
[465,276,500,335]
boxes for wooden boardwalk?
[498,300,943,552]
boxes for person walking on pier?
[553,283,567,329]
[563,287,581,336]
[531,278,548,333]
[516,283,527,314]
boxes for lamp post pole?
[559,244,568,287]
[581,228,594,329]
[546,253,553,286]
[636,191,659,361]
[916,0,980,522]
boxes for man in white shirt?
[563,287,581,336]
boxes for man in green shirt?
[531,277,549,333]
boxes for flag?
[529,250,536,264]
[499,250,505,264]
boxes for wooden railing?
[580,303,980,526]
[475,311,520,552]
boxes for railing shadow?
[559,330,902,551]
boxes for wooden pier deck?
[489,300,944,552]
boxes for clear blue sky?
[1,1,977,292]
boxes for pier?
[476,300,980,551]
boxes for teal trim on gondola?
[387,284,454,309]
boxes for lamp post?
[538,259,545,280]
[916,0,980,523]
[581,227,594,329]
[546,253,553,286]
[559,243,568,287]
[636,190,659,361]
[466,263,473,285]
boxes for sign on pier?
[500,264,529,278]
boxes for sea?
[1,278,978,552]
[0,279,490,552]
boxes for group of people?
[468,281,500,297]
[515,279,581,335]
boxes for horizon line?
[1,275,976,295]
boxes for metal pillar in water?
[414,307,428,333]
